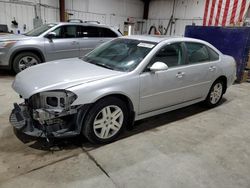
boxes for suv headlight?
[0,41,16,48]
[29,90,77,110]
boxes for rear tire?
[204,80,224,108]
[13,52,41,73]
[82,97,129,144]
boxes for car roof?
[51,22,112,28]
[121,35,175,43]
[121,35,209,44]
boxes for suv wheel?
[82,97,128,144]
[13,52,41,73]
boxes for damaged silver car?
[10,36,236,144]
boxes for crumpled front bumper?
[9,103,82,138]
[9,103,45,137]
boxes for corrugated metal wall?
[0,0,144,34]
[0,1,35,33]
[0,0,59,33]
[147,0,204,36]
[0,0,211,35]
[65,0,144,33]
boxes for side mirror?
[46,32,56,40]
[149,62,168,72]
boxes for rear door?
[184,42,219,97]
[78,26,119,56]
[78,26,101,56]
[44,25,80,61]
[98,27,118,43]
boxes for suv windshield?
[24,23,57,36]
[81,38,156,72]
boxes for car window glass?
[150,43,184,68]
[186,42,209,63]
[207,46,219,61]
[99,27,118,37]
[53,27,62,38]
[25,23,57,36]
[82,39,156,72]
[53,25,77,38]
[80,26,100,37]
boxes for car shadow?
[14,128,87,151]
[0,70,15,77]
[14,98,227,151]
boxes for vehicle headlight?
[0,41,16,48]
[29,90,77,110]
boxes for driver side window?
[52,25,77,39]
[150,43,184,68]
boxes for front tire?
[13,52,41,73]
[204,80,224,107]
[82,97,129,144]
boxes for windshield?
[81,38,156,72]
[24,23,57,36]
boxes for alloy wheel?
[210,83,223,104]
[93,105,124,139]
[18,56,39,71]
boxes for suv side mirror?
[46,32,56,40]
[149,62,168,72]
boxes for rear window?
[99,27,118,37]
[207,46,219,61]
[79,26,99,37]
[186,42,210,63]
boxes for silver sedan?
[10,36,236,144]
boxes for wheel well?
[97,94,134,113]
[94,94,135,129]
[10,49,45,68]
[215,76,227,94]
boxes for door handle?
[176,72,185,78]
[209,66,216,71]
[71,41,79,45]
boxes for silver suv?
[0,21,122,73]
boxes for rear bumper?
[9,103,83,138]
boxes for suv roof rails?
[83,21,100,24]
[67,19,83,23]
[67,19,100,24]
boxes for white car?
[10,36,236,144]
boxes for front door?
[44,25,80,61]
[139,42,187,114]
[139,42,213,114]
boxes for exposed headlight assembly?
[29,90,78,122]
[30,90,77,110]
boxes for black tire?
[13,52,41,73]
[204,80,224,108]
[82,97,129,144]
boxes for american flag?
[203,0,250,26]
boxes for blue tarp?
[184,26,250,81]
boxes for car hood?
[12,58,124,98]
[0,34,32,41]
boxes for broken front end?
[10,90,89,138]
